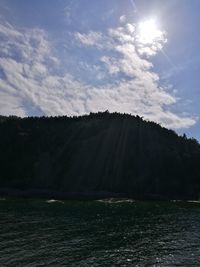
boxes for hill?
[0,112,200,200]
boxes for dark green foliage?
[0,112,200,199]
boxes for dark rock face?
[0,112,200,200]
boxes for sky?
[0,0,200,140]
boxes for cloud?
[74,31,103,46]
[130,0,138,13]
[63,0,78,25]
[0,22,86,116]
[0,19,197,129]
[119,15,127,24]
[73,21,196,129]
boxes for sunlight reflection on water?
[0,199,200,266]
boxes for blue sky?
[0,0,200,140]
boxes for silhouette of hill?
[0,112,200,200]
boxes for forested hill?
[0,112,200,200]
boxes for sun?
[137,19,163,45]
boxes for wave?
[96,198,135,204]
[46,199,64,204]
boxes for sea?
[0,198,200,266]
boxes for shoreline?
[0,187,198,201]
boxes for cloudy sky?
[0,0,200,140]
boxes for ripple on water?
[0,199,200,266]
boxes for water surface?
[0,198,200,266]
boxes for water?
[0,198,200,266]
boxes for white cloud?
[63,0,78,25]
[74,31,102,46]
[71,22,197,129]
[130,0,138,13]
[119,15,127,24]
[0,20,197,129]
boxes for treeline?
[0,111,200,199]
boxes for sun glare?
[137,19,163,45]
